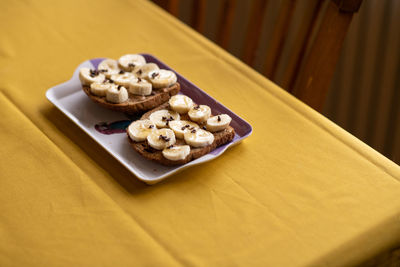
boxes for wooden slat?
[216,0,236,49]
[191,0,207,34]
[383,51,400,160]
[332,0,363,12]
[364,0,393,147]
[280,0,323,90]
[151,0,169,10]
[167,0,180,17]
[263,0,296,79]
[345,0,369,134]
[290,0,354,112]
[242,0,268,66]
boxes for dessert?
[127,95,235,166]
[79,54,180,114]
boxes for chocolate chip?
[191,129,197,133]
[89,69,98,77]
[108,79,114,83]
[185,124,190,128]
[151,72,159,79]
[119,70,125,74]
[162,116,167,121]
[136,69,142,75]
[202,126,207,130]
[144,148,154,153]
[217,116,221,122]
[158,135,170,142]
[137,77,142,82]
[128,63,135,68]
[148,125,154,129]
[117,85,122,90]
[181,126,186,130]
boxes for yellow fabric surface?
[1,0,400,266]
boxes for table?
[1,0,400,266]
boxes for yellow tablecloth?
[1,0,400,266]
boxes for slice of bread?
[82,83,180,114]
[127,102,235,166]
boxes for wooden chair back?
[151,0,362,112]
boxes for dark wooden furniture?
[151,0,362,112]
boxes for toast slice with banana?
[79,54,180,114]
[127,95,235,166]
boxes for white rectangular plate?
[46,54,252,184]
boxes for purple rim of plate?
[90,55,252,156]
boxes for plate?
[46,54,252,184]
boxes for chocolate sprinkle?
[119,70,125,74]
[136,69,142,75]
[158,135,170,142]
[191,129,197,133]
[99,69,108,73]
[217,116,221,122]
[151,72,159,79]
[181,126,186,130]
[128,63,135,68]
[202,126,207,130]
[162,116,167,121]
[89,69,99,77]
[148,125,154,129]
[144,148,154,153]
[117,85,122,90]
[137,77,142,82]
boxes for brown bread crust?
[127,102,235,166]
[82,83,180,114]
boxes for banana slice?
[98,59,120,78]
[149,109,180,128]
[135,63,159,79]
[128,77,152,96]
[148,69,177,89]
[111,72,136,87]
[206,114,232,132]
[127,119,156,142]
[90,82,111,97]
[106,84,128,103]
[79,68,105,86]
[162,145,190,161]
[118,54,146,71]
[184,128,214,148]
[168,120,199,139]
[169,95,194,114]
[188,105,211,123]
[147,128,176,150]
